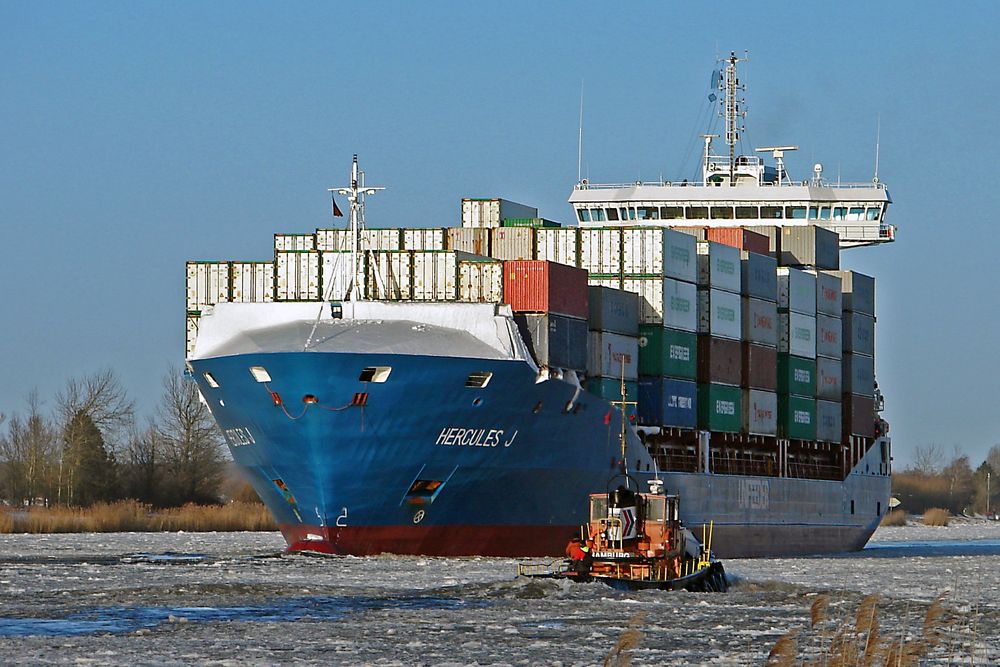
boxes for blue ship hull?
[190,349,889,558]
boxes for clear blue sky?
[2,3,997,467]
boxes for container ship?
[185,54,894,557]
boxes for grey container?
[588,286,640,336]
[815,313,843,360]
[514,313,588,371]
[745,225,780,254]
[816,355,843,401]
[696,241,742,293]
[842,352,875,397]
[490,227,535,260]
[843,311,875,356]
[816,399,843,443]
[778,225,840,269]
[777,267,817,315]
[833,271,875,315]
[741,251,777,301]
[742,297,778,347]
[814,271,843,316]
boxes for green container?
[638,325,697,379]
[697,383,742,433]
[777,354,817,397]
[778,395,817,440]
[501,217,561,228]
[586,378,638,422]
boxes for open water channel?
[0,523,997,665]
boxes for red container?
[843,394,876,437]
[696,336,741,386]
[503,260,589,319]
[706,227,770,255]
[741,342,777,391]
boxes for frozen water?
[0,524,997,665]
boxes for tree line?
[893,444,1000,516]
[0,369,229,508]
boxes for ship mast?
[329,155,384,301]
[720,52,747,187]
[613,358,637,488]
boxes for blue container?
[637,378,697,428]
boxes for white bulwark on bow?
[568,53,895,249]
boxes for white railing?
[575,180,887,191]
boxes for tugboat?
[518,374,727,592]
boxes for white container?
[274,233,316,252]
[743,389,778,436]
[490,227,535,260]
[697,288,741,340]
[779,311,816,359]
[411,251,458,301]
[461,198,537,228]
[843,312,875,356]
[363,229,402,251]
[458,260,503,303]
[696,241,741,293]
[777,267,817,316]
[741,297,778,347]
[185,314,199,359]
[816,399,842,443]
[403,228,446,251]
[536,228,579,267]
[587,331,639,381]
[231,262,274,303]
[621,278,663,325]
[316,229,349,252]
[816,356,842,401]
[843,352,875,397]
[276,251,321,301]
[320,251,359,301]
[185,262,230,311]
[316,229,403,252]
[816,313,843,360]
[367,251,413,300]
[447,228,490,256]
[580,228,622,274]
[589,276,623,290]
[814,271,843,316]
[622,227,661,275]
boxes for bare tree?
[56,370,134,505]
[119,421,165,505]
[0,392,57,505]
[910,444,944,475]
[157,370,225,505]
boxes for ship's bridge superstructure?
[569,52,896,249]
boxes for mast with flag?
[329,155,384,301]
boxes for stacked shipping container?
[586,286,640,421]
[812,271,844,443]
[776,267,817,439]
[837,271,877,438]
[739,244,779,436]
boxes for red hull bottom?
[279,520,876,558]
[281,523,577,557]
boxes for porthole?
[532,401,543,414]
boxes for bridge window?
[661,206,684,220]
[606,207,619,221]
[589,208,606,222]
[578,209,589,222]
[866,207,881,221]
[760,206,783,219]
[808,206,819,220]
[785,206,807,219]
[735,206,758,219]
[848,207,865,221]
[639,206,659,220]
[710,206,734,219]
[819,207,831,220]
[623,207,637,220]
[686,206,709,219]
[832,207,847,220]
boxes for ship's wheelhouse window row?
[577,203,882,223]
[359,366,392,383]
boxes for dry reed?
[0,501,275,533]
[603,612,644,667]
[879,509,907,527]
[922,508,950,526]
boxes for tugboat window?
[359,366,392,383]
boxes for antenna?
[755,146,799,185]
[329,155,384,302]
[873,114,881,184]
[577,80,584,184]
[718,51,749,186]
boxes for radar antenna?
[329,155,385,301]
[718,51,748,186]
[755,146,799,186]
